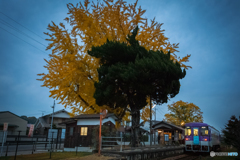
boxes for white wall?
[77,117,116,125]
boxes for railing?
[101,132,123,152]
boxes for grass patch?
[0,152,92,160]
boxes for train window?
[201,126,208,136]
[185,128,191,136]
[193,128,198,136]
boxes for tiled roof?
[140,120,161,126]
[0,111,28,122]
[152,121,184,131]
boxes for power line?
[0,26,47,54]
[156,108,165,117]
[156,109,163,117]
[0,12,45,40]
[0,19,47,47]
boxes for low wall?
[116,140,158,146]
[64,147,93,152]
[102,146,185,160]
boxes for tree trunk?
[130,110,140,147]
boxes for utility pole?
[154,106,156,145]
[150,96,152,146]
[50,100,55,131]
[48,100,55,149]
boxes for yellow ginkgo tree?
[164,100,203,126]
[37,0,191,123]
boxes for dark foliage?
[91,125,117,150]
[88,26,186,147]
[21,116,37,124]
[88,26,186,116]
[222,115,240,158]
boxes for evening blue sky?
[0,0,239,132]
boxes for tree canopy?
[20,116,37,124]
[88,26,186,146]
[37,0,191,122]
[164,100,203,126]
[89,26,186,116]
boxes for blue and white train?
[184,122,220,152]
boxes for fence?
[0,130,66,159]
[101,134,123,152]
[100,132,184,151]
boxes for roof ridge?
[42,109,69,117]
[0,111,28,122]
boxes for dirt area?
[63,154,115,160]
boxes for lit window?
[201,126,208,136]
[194,128,198,136]
[205,130,208,135]
[188,129,191,136]
[81,127,88,136]
[185,127,191,136]
[169,133,172,140]
[185,128,191,136]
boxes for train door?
[193,127,199,145]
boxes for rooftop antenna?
[39,110,46,117]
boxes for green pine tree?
[88,26,186,147]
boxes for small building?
[62,113,117,152]
[0,111,28,135]
[152,121,185,145]
[140,120,161,144]
[34,109,71,135]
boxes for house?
[34,109,71,135]
[124,120,184,145]
[62,113,118,152]
[122,120,160,145]
[152,121,185,145]
[140,120,161,144]
[0,111,28,135]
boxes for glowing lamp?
[204,139,207,141]
[185,138,189,141]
